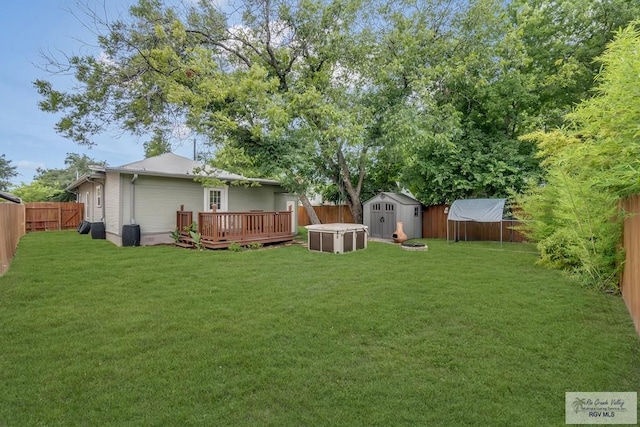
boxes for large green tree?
[35,0,385,223]
[12,153,106,202]
[143,129,173,158]
[0,154,18,191]
[381,0,541,204]
[394,0,640,205]
[35,0,640,216]
[508,0,640,131]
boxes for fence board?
[621,195,640,336]
[422,205,449,238]
[422,204,527,242]
[297,205,354,226]
[0,203,26,275]
[25,202,84,232]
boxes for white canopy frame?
[446,198,507,245]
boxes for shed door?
[370,202,396,239]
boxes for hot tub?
[305,223,368,253]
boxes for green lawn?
[1,231,638,426]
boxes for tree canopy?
[12,153,106,202]
[515,22,640,291]
[0,154,17,191]
[33,0,640,222]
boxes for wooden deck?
[176,207,293,249]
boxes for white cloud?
[16,160,45,170]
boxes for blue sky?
[0,0,197,185]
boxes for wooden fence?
[297,203,526,242]
[422,204,527,242]
[0,203,26,275]
[297,205,354,226]
[25,202,84,232]
[621,195,640,336]
[422,204,448,238]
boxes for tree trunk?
[348,200,363,224]
[337,149,364,224]
[298,192,321,225]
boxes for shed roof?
[364,192,422,206]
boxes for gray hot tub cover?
[447,198,506,223]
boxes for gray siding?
[76,182,91,221]
[132,175,203,233]
[121,174,131,226]
[104,171,120,235]
[227,184,281,211]
[101,172,290,244]
[275,193,299,234]
[76,181,104,223]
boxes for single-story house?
[67,153,298,246]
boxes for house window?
[204,187,228,212]
[96,185,102,208]
[414,206,420,217]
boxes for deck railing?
[176,207,293,248]
[198,210,292,242]
[176,207,193,234]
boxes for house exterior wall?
[98,172,290,246]
[126,175,202,244]
[227,184,282,211]
[76,181,104,223]
[121,174,131,227]
[104,171,121,245]
[275,192,299,234]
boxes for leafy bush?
[228,242,244,252]
[516,23,640,292]
[189,231,203,251]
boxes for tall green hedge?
[516,22,640,292]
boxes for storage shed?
[363,192,422,240]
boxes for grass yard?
[1,231,638,426]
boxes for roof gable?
[111,153,246,181]
[365,192,421,206]
[116,153,204,176]
[68,153,281,191]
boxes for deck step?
[175,242,193,248]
